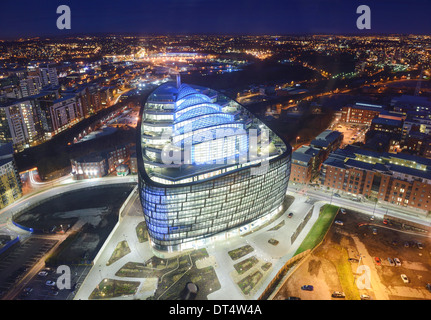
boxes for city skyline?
[1,0,431,39]
[1,0,431,305]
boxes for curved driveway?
[0,176,137,230]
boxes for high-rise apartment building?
[0,143,23,209]
[39,64,59,87]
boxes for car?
[417,242,424,250]
[387,258,395,266]
[372,228,378,235]
[38,271,48,277]
[404,242,410,248]
[22,287,33,294]
[45,280,56,287]
[391,240,398,246]
[360,294,371,300]
[383,219,389,225]
[370,216,375,221]
[332,291,345,298]
[301,285,314,291]
[340,209,347,214]
[286,296,301,300]
[348,258,359,263]
[334,193,341,198]
[394,258,401,266]
[374,257,381,265]
[49,288,59,296]
[288,212,294,218]
[334,220,344,226]
[426,283,431,293]
[401,274,409,284]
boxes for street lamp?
[373,198,378,215]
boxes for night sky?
[0,0,430,39]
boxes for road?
[288,184,431,229]
[0,175,137,226]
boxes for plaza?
[74,189,323,300]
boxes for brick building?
[340,103,383,125]
[320,145,431,211]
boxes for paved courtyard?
[74,190,323,300]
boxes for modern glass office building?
[137,79,291,252]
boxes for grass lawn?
[334,245,360,300]
[106,240,131,266]
[295,204,339,255]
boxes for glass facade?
[138,81,291,252]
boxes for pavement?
[72,180,431,300]
[0,176,138,227]
[74,190,325,300]
[4,172,431,301]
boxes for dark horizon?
[2,30,430,42]
[1,0,431,40]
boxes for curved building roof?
[139,81,289,185]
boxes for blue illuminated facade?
[138,80,291,252]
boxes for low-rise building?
[310,130,343,162]
[340,103,384,125]
[370,117,403,134]
[290,145,322,184]
[70,153,108,180]
[320,145,431,210]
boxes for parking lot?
[333,123,368,147]
[17,265,92,300]
[274,208,431,300]
[0,237,57,298]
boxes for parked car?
[288,212,294,218]
[286,296,301,300]
[417,242,424,250]
[38,271,48,277]
[370,216,375,221]
[374,257,381,266]
[383,219,389,225]
[334,193,341,198]
[340,208,347,214]
[426,283,431,292]
[401,274,409,284]
[49,289,59,296]
[301,285,314,291]
[372,228,378,235]
[348,258,359,263]
[394,258,401,266]
[391,240,398,246]
[334,220,344,226]
[332,291,345,298]
[45,280,56,287]
[387,258,395,266]
[360,294,371,300]
[404,242,410,248]
[22,287,33,295]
